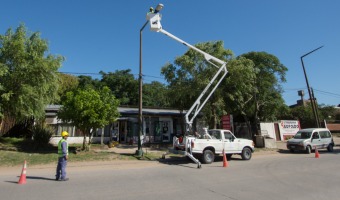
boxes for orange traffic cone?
[315,148,320,158]
[222,149,228,167]
[18,160,27,184]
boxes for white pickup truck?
[172,129,255,165]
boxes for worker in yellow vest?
[56,131,69,181]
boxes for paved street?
[1,145,340,200]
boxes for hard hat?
[61,131,69,137]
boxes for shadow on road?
[157,154,246,169]
[5,176,55,184]
[26,176,55,181]
[157,156,199,169]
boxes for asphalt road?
[1,149,340,200]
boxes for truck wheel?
[202,149,215,164]
[241,147,252,160]
[306,145,311,154]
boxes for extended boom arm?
[147,12,228,133]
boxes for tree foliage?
[100,70,138,106]
[289,104,315,128]
[239,52,287,121]
[221,57,257,132]
[237,52,287,134]
[318,104,337,121]
[0,24,63,123]
[161,41,233,128]
[77,75,102,90]
[55,73,79,104]
[57,86,120,150]
[143,81,170,107]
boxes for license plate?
[291,146,295,148]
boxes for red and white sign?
[279,120,300,140]
[221,115,233,132]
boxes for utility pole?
[300,46,323,127]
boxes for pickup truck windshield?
[294,131,312,139]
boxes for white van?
[286,128,334,154]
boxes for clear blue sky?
[1,0,340,106]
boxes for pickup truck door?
[208,130,224,153]
[223,131,238,153]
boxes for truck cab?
[173,129,255,164]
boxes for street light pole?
[300,45,323,128]
[136,4,164,156]
[136,20,149,156]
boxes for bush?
[31,125,54,149]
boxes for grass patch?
[0,149,140,167]
[0,137,170,166]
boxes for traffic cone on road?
[18,160,27,184]
[222,149,228,168]
[315,148,320,158]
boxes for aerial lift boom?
[146,8,228,168]
[147,12,228,132]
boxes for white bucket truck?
[146,5,254,168]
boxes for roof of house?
[45,105,186,116]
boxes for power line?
[60,71,165,80]
[284,87,340,100]
[283,88,306,91]
[313,89,340,98]
[59,71,101,76]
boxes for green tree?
[0,24,63,131]
[0,62,7,119]
[100,70,138,106]
[239,52,287,134]
[161,41,233,128]
[318,104,337,123]
[143,81,170,107]
[222,57,257,134]
[278,103,337,128]
[77,75,102,90]
[57,86,120,150]
[289,104,315,128]
[55,73,79,104]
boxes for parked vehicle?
[286,128,334,154]
[172,129,255,165]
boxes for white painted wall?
[259,123,276,139]
[50,137,111,145]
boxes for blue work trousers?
[56,156,67,180]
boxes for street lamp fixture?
[300,45,323,128]
[155,4,164,13]
[137,3,164,156]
